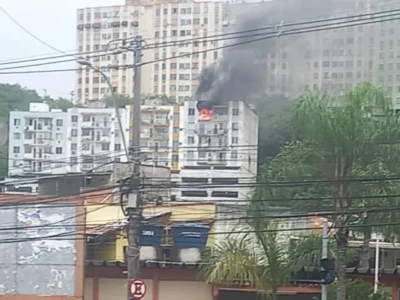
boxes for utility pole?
[69,91,75,103]
[321,219,328,300]
[126,35,143,299]
[374,239,380,293]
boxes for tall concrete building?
[75,1,227,105]
[225,0,400,108]
[172,100,258,203]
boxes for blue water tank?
[171,223,210,249]
[140,224,164,247]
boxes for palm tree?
[202,188,327,300]
[202,220,295,300]
[256,83,400,300]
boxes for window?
[13,119,20,126]
[102,144,110,151]
[56,147,63,154]
[182,177,208,183]
[13,133,20,140]
[188,108,195,115]
[232,123,239,130]
[231,150,238,159]
[115,144,121,151]
[232,108,239,116]
[181,191,208,197]
[56,119,63,126]
[56,133,63,140]
[71,143,77,151]
[211,191,238,198]
[24,145,32,153]
[71,129,78,137]
[13,146,20,154]
[188,136,195,144]
[231,137,238,144]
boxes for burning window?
[199,108,213,121]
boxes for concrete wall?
[0,204,77,296]
[84,278,211,300]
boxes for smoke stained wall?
[195,0,364,105]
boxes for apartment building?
[76,1,226,105]
[224,0,400,106]
[76,5,139,105]
[68,107,129,173]
[8,103,129,176]
[173,100,258,203]
[127,104,180,170]
[9,103,70,176]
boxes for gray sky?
[0,0,123,99]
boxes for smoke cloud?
[195,0,346,106]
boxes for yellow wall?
[84,278,211,300]
[86,204,216,261]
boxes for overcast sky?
[0,0,124,99]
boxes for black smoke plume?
[195,0,345,108]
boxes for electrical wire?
[0,53,107,71]
[0,49,108,67]
[3,2,398,66]
[0,6,76,58]
[141,14,400,66]
[1,13,400,75]
[3,220,400,245]
[5,6,397,69]
[145,8,400,49]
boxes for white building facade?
[173,100,258,203]
[9,103,70,176]
[8,103,129,176]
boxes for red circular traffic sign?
[129,279,147,299]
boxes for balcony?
[101,136,111,142]
[153,120,169,127]
[197,157,228,166]
[32,139,47,146]
[154,135,169,140]
[82,163,94,171]
[81,122,94,128]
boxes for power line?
[141,14,400,66]
[0,53,106,71]
[145,8,400,49]
[2,220,400,245]
[0,49,78,64]
[0,6,72,57]
[3,3,398,66]
[0,49,106,66]
[1,13,400,75]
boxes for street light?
[77,58,130,163]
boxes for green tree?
[45,97,78,111]
[327,279,390,300]
[202,198,325,300]
[256,95,292,164]
[256,83,400,300]
[0,83,42,121]
[0,145,8,179]
[103,94,132,108]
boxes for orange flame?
[199,108,213,121]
